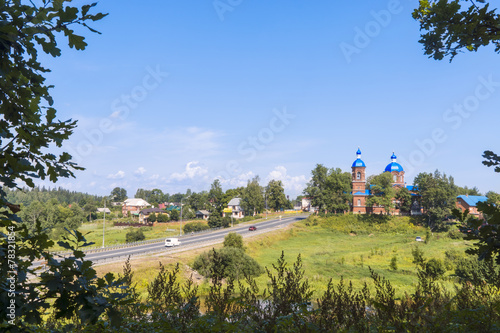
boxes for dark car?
[248,226,257,231]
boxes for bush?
[169,209,179,221]
[444,248,465,270]
[192,247,263,280]
[424,258,446,279]
[447,228,463,239]
[390,255,398,271]
[223,232,244,250]
[183,221,210,233]
[424,229,432,244]
[455,257,500,285]
[126,229,145,243]
[156,213,169,222]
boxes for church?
[351,148,421,215]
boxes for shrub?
[444,248,465,270]
[424,229,432,244]
[156,213,169,222]
[390,255,398,271]
[126,229,145,243]
[424,258,446,279]
[447,228,463,239]
[223,232,244,250]
[455,257,500,285]
[192,247,264,280]
[183,221,210,233]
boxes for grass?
[51,220,185,251]
[93,214,473,299]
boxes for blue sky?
[38,0,500,198]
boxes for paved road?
[37,215,307,266]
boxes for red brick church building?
[351,148,420,215]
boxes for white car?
[165,238,181,247]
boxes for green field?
[94,214,473,299]
[246,216,470,297]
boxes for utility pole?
[180,196,189,237]
[102,199,106,248]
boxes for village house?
[223,198,245,219]
[195,210,211,220]
[456,194,488,219]
[139,207,168,223]
[122,198,150,217]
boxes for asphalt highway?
[36,215,307,267]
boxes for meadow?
[94,214,473,299]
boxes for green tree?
[266,179,288,211]
[456,185,482,196]
[412,0,500,62]
[324,168,352,214]
[395,187,413,213]
[414,170,457,230]
[486,191,500,204]
[0,2,131,329]
[209,179,224,215]
[241,176,264,215]
[367,172,395,214]
[223,232,244,250]
[187,191,209,211]
[303,164,330,212]
[111,187,127,202]
[483,150,500,173]
[169,209,179,221]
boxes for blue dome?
[352,147,365,167]
[390,152,397,160]
[352,159,366,167]
[385,162,404,172]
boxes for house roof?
[353,190,371,196]
[228,198,241,206]
[166,205,180,211]
[196,210,211,215]
[123,198,150,207]
[140,208,166,215]
[458,195,488,207]
[96,208,111,213]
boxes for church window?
[393,175,397,182]
[357,199,361,206]
[357,172,361,180]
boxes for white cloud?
[170,161,209,182]
[107,170,125,179]
[134,167,146,176]
[266,166,307,195]
[219,171,255,188]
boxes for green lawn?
[243,215,472,298]
[52,220,184,251]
